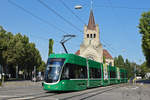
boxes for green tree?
[114,55,125,68]
[0,26,44,79]
[48,39,54,56]
[38,61,46,72]
[114,55,136,79]
[140,62,150,78]
[138,11,150,67]
[103,56,106,64]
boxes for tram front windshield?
[45,58,65,83]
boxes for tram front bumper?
[43,82,62,91]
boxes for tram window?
[97,68,101,78]
[121,72,125,78]
[61,63,87,80]
[90,68,101,78]
[110,71,116,78]
[61,65,69,79]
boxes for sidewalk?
[0,80,43,88]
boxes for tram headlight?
[48,86,50,88]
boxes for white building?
[75,9,114,66]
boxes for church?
[75,9,114,66]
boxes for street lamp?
[74,5,82,9]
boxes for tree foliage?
[103,56,106,64]
[138,11,150,67]
[140,62,150,78]
[114,55,139,79]
[0,26,45,78]
[38,61,46,72]
[114,55,125,68]
[48,39,54,56]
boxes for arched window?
[94,34,96,38]
[87,34,89,38]
[90,34,92,38]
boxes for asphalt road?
[0,81,150,100]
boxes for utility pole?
[134,65,136,85]
[0,65,2,86]
[60,34,76,54]
[16,65,18,79]
[134,65,136,78]
[1,65,4,86]
[34,66,36,82]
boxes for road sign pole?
[134,65,136,85]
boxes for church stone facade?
[75,9,114,66]
[79,10,103,62]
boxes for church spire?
[87,0,96,30]
[87,9,96,30]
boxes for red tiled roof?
[75,49,113,59]
[75,50,80,55]
[103,49,112,59]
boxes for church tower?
[79,9,103,62]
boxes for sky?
[0,0,150,64]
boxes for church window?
[87,34,89,38]
[90,34,92,38]
[94,34,96,38]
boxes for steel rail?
[60,84,126,100]
[6,84,127,100]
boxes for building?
[75,9,114,66]
[103,49,114,66]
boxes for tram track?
[6,92,47,100]
[0,86,41,92]
[80,86,118,100]
[5,84,126,100]
[6,90,64,100]
[60,84,126,100]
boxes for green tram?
[43,54,127,91]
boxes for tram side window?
[121,72,125,78]
[90,68,101,78]
[110,71,116,78]
[125,72,127,78]
[61,63,87,79]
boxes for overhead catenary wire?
[8,0,67,44]
[8,0,66,34]
[8,0,79,50]
[101,39,116,51]
[8,0,126,56]
[103,44,114,54]
[95,5,150,10]
[60,0,116,55]
[60,0,86,25]
[60,0,116,54]
[37,0,82,33]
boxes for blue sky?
[0,0,149,64]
